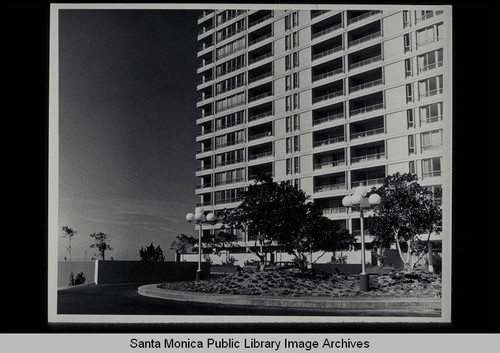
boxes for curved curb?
[138,284,441,312]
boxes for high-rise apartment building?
[191,7,450,265]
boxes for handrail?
[197,129,213,136]
[215,139,246,149]
[349,54,382,70]
[215,158,245,167]
[310,10,330,19]
[417,36,444,48]
[350,127,384,139]
[312,67,343,82]
[419,88,443,99]
[248,91,273,103]
[196,165,212,171]
[422,170,441,178]
[197,42,213,52]
[348,31,382,47]
[351,152,385,164]
[347,10,381,25]
[322,207,348,214]
[311,23,342,40]
[421,144,442,152]
[248,13,273,27]
[216,119,245,131]
[416,10,443,23]
[196,183,212,189]
[313,112,344,126]
[349,78,383,93]
[313,159,346,170]
[420,115,442,124]
[215,197,243,205]
[312,90,344,104]
[314,183,346,192]
[248,151,273,160]
[313,135,345,147]
[248,131,273,141]
[350,102,384,116]
[248,51,273,65]
[248,111,273,122]
[248,71,273,83]
[248,32,273,46]
[216,81,246,95]
[215,177,245,186]
[418,61,443,73]
[351,177,384,187]
[312,45,343,61]
[198,25,213,36]
[196,146,213,153]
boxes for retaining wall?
[58,261,96,288]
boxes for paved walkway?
[58,283,441,317]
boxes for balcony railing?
[196,146,213,154]
[420,115,443,124]
[350,102,384,116]
[217,64,245,77]
[312,67,343,82]
[198,25,213,36]
[347,10,381,25]
[217,44,246,60]
[198,42,213,52]
[248,13,273,27]
[422,170,442,178]
[351,152,385,164]
[197,77,213,86]
[215,197,243,205]
[312,89,344,104]
[418,61,443,73]
[215,139,246,149]
[216,158,245,167]
[248,71,273,84]
[216,119,245,131]
[313,135,345,148]
[196,201,212,207]
[248,91,273,103]
[311,23,342,40]
[322,207,348,215]
[314,183,346,193]
[351,177,385,187]
[196,128,212,136]
[197,93,213,102]
[348,31,382,48]
[217,100,246,113]
[218,28,246,43]
[312,45,343,61]
[248,32,273,46]
[419,88,443,99]
[311,10,330,20]
[349,78,383,93]
[248,151,273,161]
[350,127,384,140]
[248,131,273,141]
[313,112,344,126]
[349,54,383,70]
[196,112,213,120]
[417,36,444,48]
[196,183,212,189]
[416,10,444,23]
[421,144,442,152]
[216,81,246,95]
[215,177,245,186]
[313,159,346,170]
[248,52,273,65]
[196,164,212,171]
[248,111,273,122]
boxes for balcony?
[196,164,213,172]
[351,152,385,164]
[349,54,382,70]
[248,32,273,47]
[351,177,384,187]
[198,41,213,52]
[248,151,273,161]
[197,92,213,102]
[417,36,444,49]
[313,112,344,126]
[311,13,342,40]
[198,25,214,37]
[196,146,213,154]
[248,91,273,103]
[196,200,213,207]
[248,51,273,66]
[420,114,443,125]
[418,61,444,74]
[347,10,381,26]
[312,23,343,40]
[422,170,442,179]
[214,197,243,205]
[322,207,348,215]
[419,87,443,99]
[314,183,346,193]
[248,110,272,122]
[196,183,213,189]
[313,159,346,171]
[248,131,273,142]
[248,71,273,84]
[349,31,382,48]
[196,128,213,137]
[349,78,383,94]
[248,11,273,28]
[312,67,343,83]
[421,144,443,152]
[215,177,245,187]
[215,158,245,168]
[415,10,444,24]
[310,10,330,20]
[350,127,384,140]
[312,89,344,104]
[215,139,246,149]
[314,135,345,148]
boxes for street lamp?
[342,185,381,291]
[186,207,215,281]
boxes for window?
[420,129,442,152]
[403,10,410,28]
[407,109,415,128]
[422,157,442,178]
[286,137,292,153]
[418,75,443,98]
[293,135,300,152]
[293,178,300,188]
[285,34,291,50]
[285,115,291,132]
[293,114,300,130]
[285,14,291,30]
[405,58,412,77]
[285,95,292,111]
[293,93,300,109]
[416,22,443,47]
[285,54,291,71]
[293,31,299,47]
[285,75,291,91]
[409,160,416,174]
[419,102,443,124]
[417,49,443,73]
[406,83,413,103]
[408,134,415,155]
[292,12,299,27]
[293,72,299,88]
[404,33,411,52]
[286,158,292,175]
[293,52,299,67]
[294,156,300,173]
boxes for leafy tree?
[171,233,198,255]
[139,242,165,262]
[204,228,240,263]
[89,232,113,260]
[61,226,77,261]
[220,173,308,270]
[365,173,442,270]
[280,203,355,270]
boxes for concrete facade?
[193,7,450,264]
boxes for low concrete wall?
[313,263,363,275]
[95,260,210,284]
[58,261,96,289]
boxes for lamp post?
[186,207,215,281]
[342,185,381,291]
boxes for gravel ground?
[159,268,442,298]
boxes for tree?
[280,203,355,270]
[139,243,165,262]
[89,232,113,260]
[220,173,308,270]
[171,233,198,258]
[204,228,240,263]
[61,226,77,261]
[365,173,442,270]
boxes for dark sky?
[58,9,202,261]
